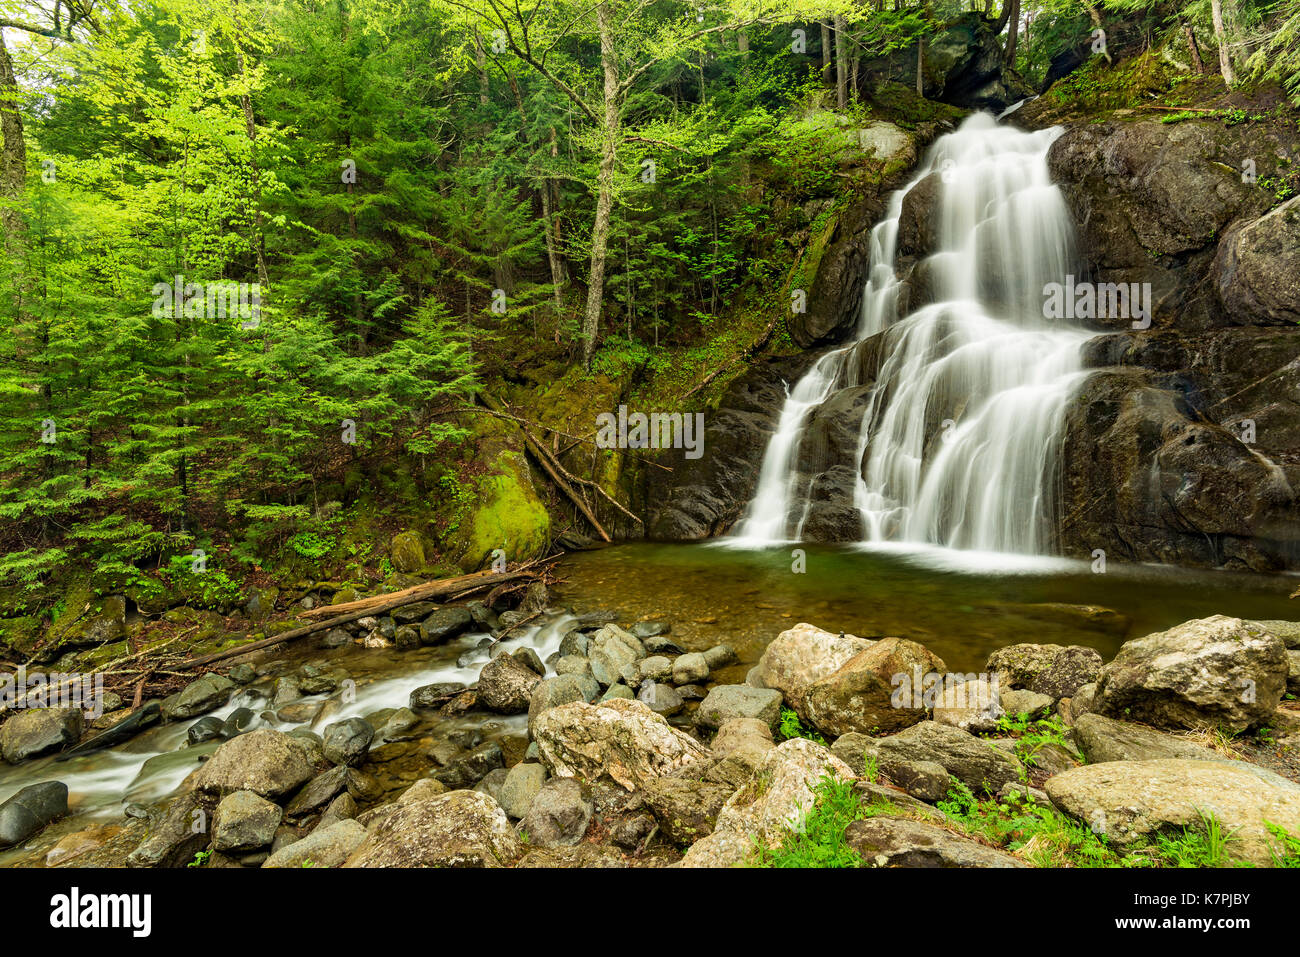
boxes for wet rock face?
[646,351,818,539]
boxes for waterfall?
[731,113,1093,554]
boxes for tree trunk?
[1003,0,1020,64]
[581,1,621,369]
[821,21,832,84]
[1183,21,1206,74]
[1210,0,1235,87]
[0,32,27,246]
[834,15,848,109]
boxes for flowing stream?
[733,113,1093,553]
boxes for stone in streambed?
[409,682,466,711]
[477,653,541,713]
[191,729,314,798]
[419,607,474,645]
[162,673,235,721]
[187,715,227,746]
[344,791,524,868]
[1,708,84,764]
[322,717,374,766]
[263,819,367,868]
[695,685,783,733]
[517,778,592,847]
[534,698,710,791]
[212,790,282,851]
[0,781,68,847]
[637,680,683,716]
[672,652,710,686]
[499,763,547,819]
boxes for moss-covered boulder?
[388,531,426,574]
[446,417,551,569]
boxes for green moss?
[452,449,551,569]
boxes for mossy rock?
[0,616,44,657]
[389,531,427,574]
[446,417,551,569]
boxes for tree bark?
[821,21,832,84]
[834,14,848,108]
[581,1,621,368]
[1183,21,1206,74]
[1210,0,1235,87]
[1003,0,1020,64]
[0,32,27,246]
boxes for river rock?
[517,777,592,846]
[1072,713,1222,764]
[695,685,783,733]
[804,637,945,737]
[419,606,474,645]
[672,652,710,685]
[212,790,282,851]
[1254,620,1300,650]
[829,732,949,803]
[187,715,227,746]
[589,628,644,687]
[637,680,683,716]
[498,763,547,819]
[875,720,1023,795]
[931,676,1003,733]
[645,635,685,655]
[518,844,628,867]
[713,738,854,847]
[344,791,524,867]
[702,717,776,788]
[128,790,218,867]
[322,717,374,766]
[702,644,737,669]
[285,765,349,816]
[263,819,367,868]
[752,623,875,720]
[163,673,235,721]
[59,701,161,761]
[985,643,1103,699]
[845,816,1029,867]
[533,698,711,790]
[675,827,757,868]
[478,653,541,713]
[1,708,84,763]
[318,627,352,649]
[0,781,68,847]
[640,777,735,845]
[474,768,509,804]
[409,682,465,711]
[192,729,314,797]
[527,674,599,736]
[433,741,505,789]
[1046,759,1300,865]
[391,601,439,624]
[1000,688,1055,717]
[600,684,634,702]
[1093,616,1287,732]
[631,620,671,639]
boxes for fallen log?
[178,567,545,670]
[299,567,536,620]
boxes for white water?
[732,113,1092,554]
[0,614,576,852]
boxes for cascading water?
[731,112,1093,554]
